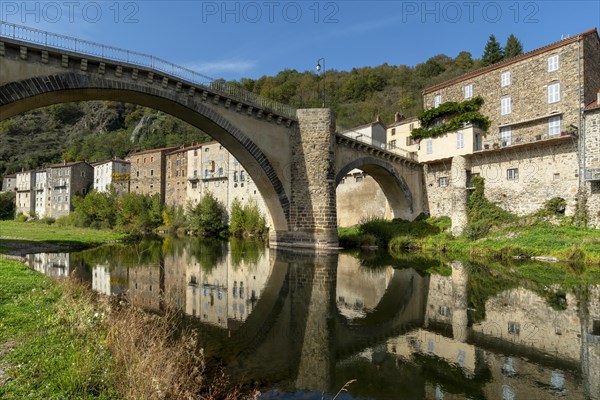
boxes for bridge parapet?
[0,20,297,124]
[335,131,420,166]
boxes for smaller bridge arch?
[334,153,423,221]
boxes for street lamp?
[316,57,325,107]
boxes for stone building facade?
[336,170,392,226]
[165,146,194,209]
[15,169,36,216]
[1,173,16,192]
[34,170,47,218]
[128,146,178,203]
[93,159,130,194]
[46,161,94,218]
[390,28,600,229]
[584,96,600,227]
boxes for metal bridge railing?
[0,21,298,120]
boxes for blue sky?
[1,1,599,80]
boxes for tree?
[482,34,504,66]
[504,34,524,59]
[187,192,227,237]
[0,192,15,220]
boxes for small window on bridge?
[439,177,449,187]
[355,175,363,183]
[508,322,520,335]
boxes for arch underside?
[336,157,415,220]
[0,72,290,230]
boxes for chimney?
[395,112,405,123]
[375,114,381,123]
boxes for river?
[24,237,600,400]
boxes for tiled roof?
[47,161,91,168]
[128,146,180,156]
[585,96,600,111]
[424,28,599,94]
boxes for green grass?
[0,260,118,399]
[0,220,128,251]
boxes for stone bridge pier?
[271,109,339,249]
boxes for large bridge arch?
[0,48,295,232]
[334,154,423,221]
[0,23,426,248]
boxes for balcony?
[479,131,574,153]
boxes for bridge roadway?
[0,21,424,249]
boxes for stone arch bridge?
[0,22,423,248]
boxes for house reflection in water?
[383,262,600,400]
[26,252,70,278]
[183,245,272,330]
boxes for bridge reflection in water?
[26,241,600,400]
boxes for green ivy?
[411,96,490,140]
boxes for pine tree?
[504,34,524,59]
[482,34,504,66]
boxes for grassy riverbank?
[339,217,600,265]
[0,220,128,254]
[0,259,117,399]
[0,260,252,399]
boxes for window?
[406,136,415,146]
[81,171,85,177]
[218,167,223,177]
[501,96,512,115]
[176,159,180,166]
[501,71,511,87]
[434,94,441,108]
[355,174,363,183]
[150,169,154,176]
[204,148,209,152]
[507,168,519,181]
[136,171,140,177]
[439,177,449,187]
[464,84,473,99]
[548,82,560,103]
[508,321,520,335]
[389,140,397,149]
[409,123,414,131]
[501,126,512,146]
[548,54,559,72]
[548,115,561,136]
[391,128,396,136]
[240,170,246,181]
[143,157,147,163]
[456,131,464,149]
[426,139,433,154]
[438,306,450,316]
[233,171,238,182]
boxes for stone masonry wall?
[423,162,454,218]
[280,109,338,248]
[585,108,600,227]
[469,140,579,216]
[425,141,579,219]
[336,173,391,227]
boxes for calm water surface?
[26,238,600,400]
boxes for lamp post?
[316,57,325,107]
